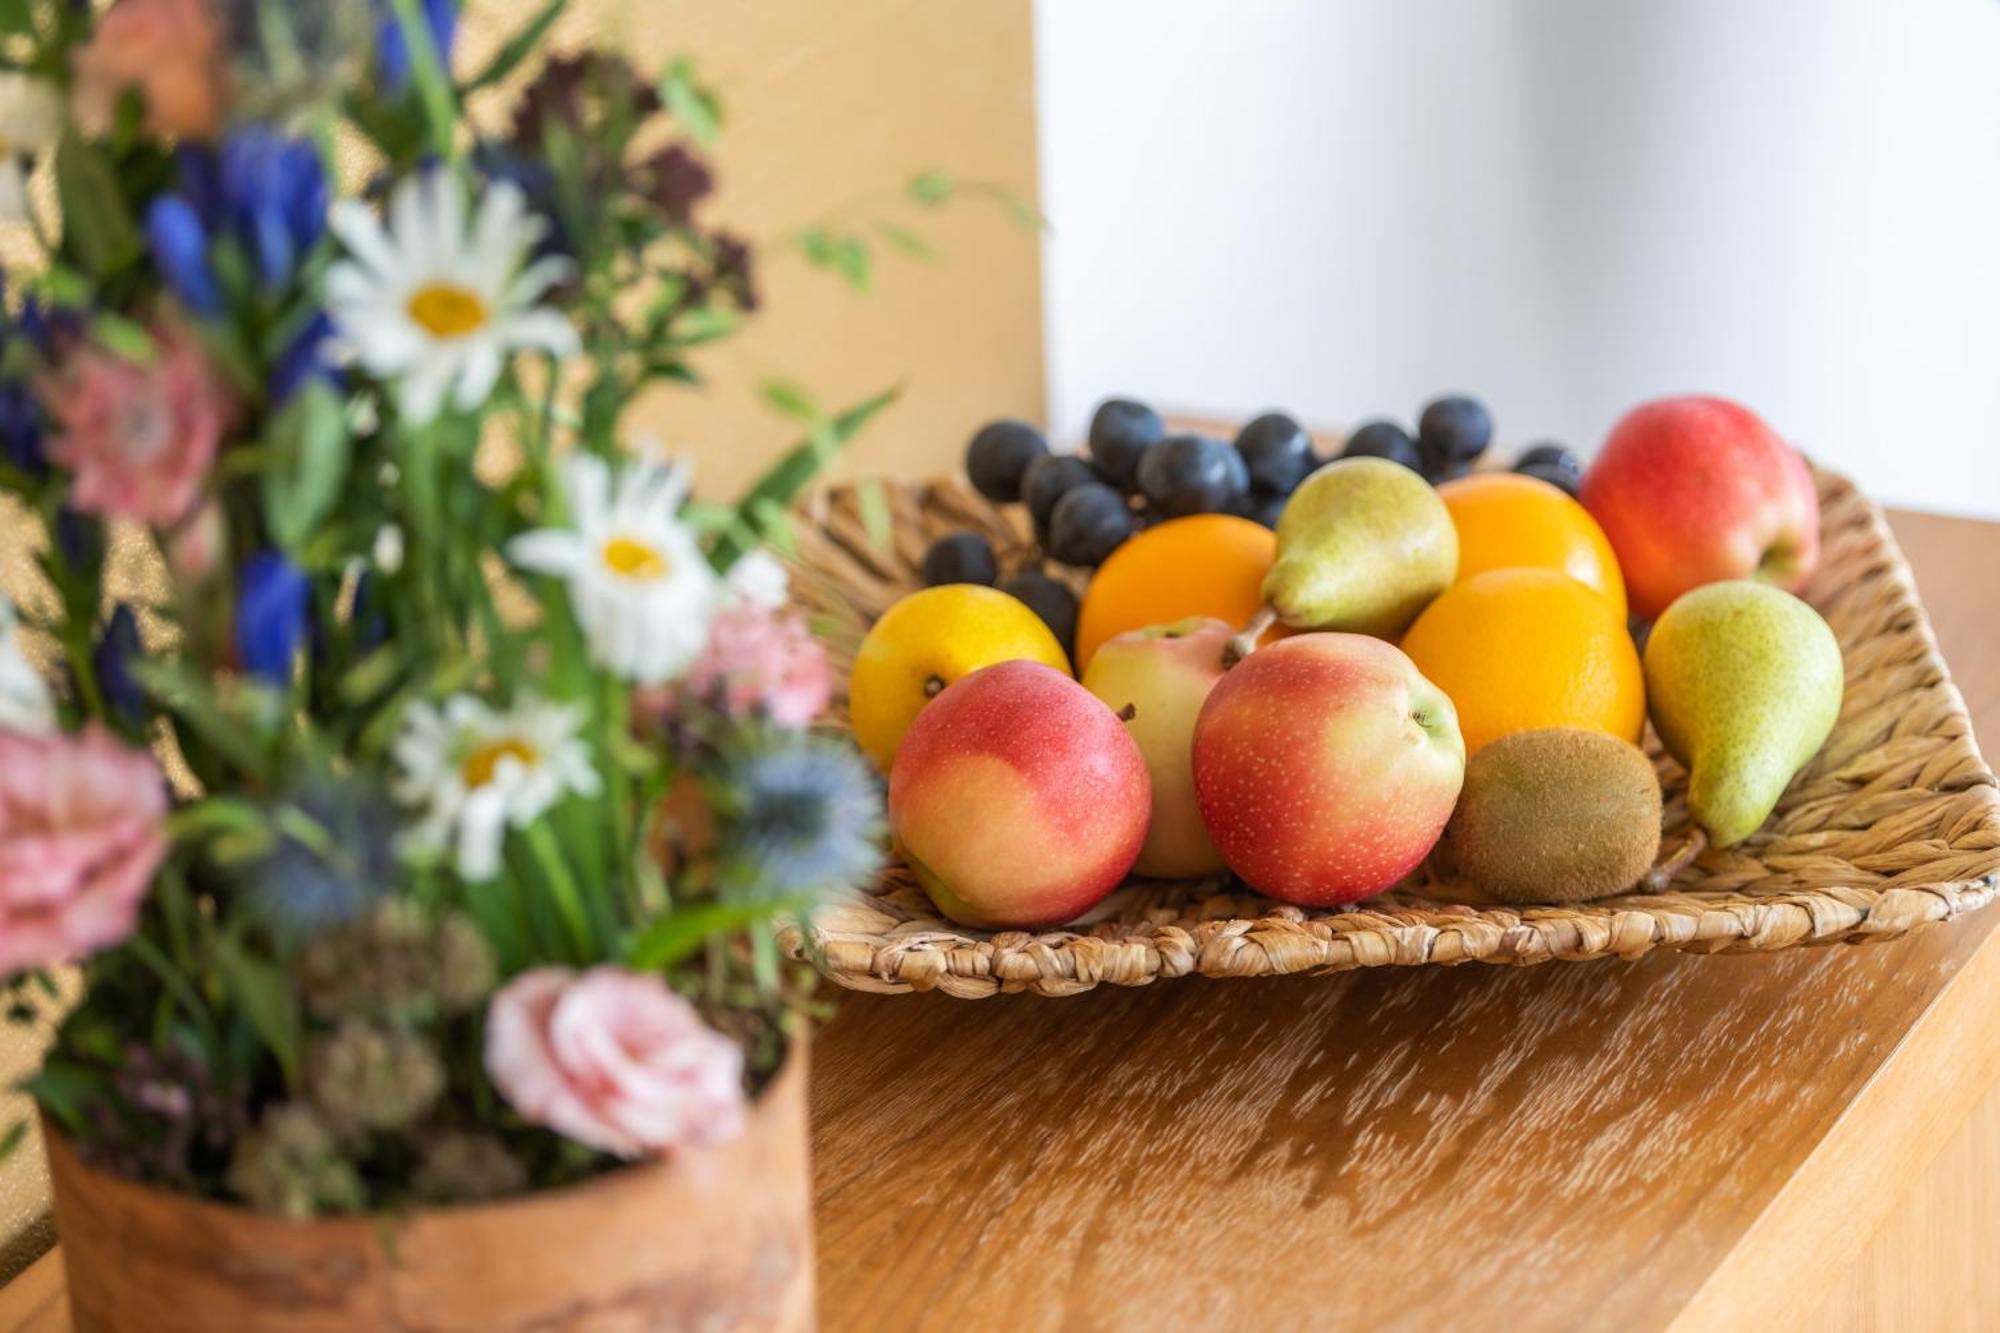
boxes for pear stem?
[1641,827,1709,893]
[1222,605,1278,670]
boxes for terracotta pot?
[45,1041,815,1332]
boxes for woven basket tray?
[778,465,2000,997]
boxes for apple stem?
[1222,605,1278,670]
[1642,827,1708,893]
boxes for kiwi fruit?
[1447,728,1662,904]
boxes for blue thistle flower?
[717,734,885,903]
[248,778,395,936]
[236,551,311,686]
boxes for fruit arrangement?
[855,392,1850,931]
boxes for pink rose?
[41,321,235,527]
[485,966,747,1159]
[0,725,169,976]
[70,0,226,139]
[679,603,832,729]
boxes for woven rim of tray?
[777,465,2000,998]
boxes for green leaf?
[907,169,956,206]
[386,0,458,159]
[0,0,35,36]
[995,188,1050,233]
[714,386,901,567]
[130,659,275,781]
[215,937,302,1086]
[89,313,155,365]
[23,1063,102,1133]
[856,476,893,552]
[0,1121,25,1165]
[874,220,937,261]
[260,379,351,553]
[460,0,567,93]
[658,57,722,148]
[54,132,141,276]
[759,377,819,422]
[831,235,870,292]
[627,897,816,971]
[798,229,869,292]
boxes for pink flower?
[41,322,235,527]
[70,0,226,140]
[485,966,747,1159]
[0,725,169,976]
[679,603,832,729]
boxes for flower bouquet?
[0,0,909,1326]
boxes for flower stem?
[524,819,594,962]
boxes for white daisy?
[326,172,579,425]
[391,694,600,882]
[0,74,58,222]
[0,596,54,735]
[508,451,722,685]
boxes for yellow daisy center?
[461,737,539,789]
[600,535,670,581]
[406,283,490,338]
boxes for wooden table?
[4,507,1997,1332]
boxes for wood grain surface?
[807,508,2000,1333]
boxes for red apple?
[1081,616,1232,879]
[1192,634,1464,906]
[1579,395,1820,621]
[889,660,1149,928]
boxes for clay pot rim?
[41,1032,805,1229]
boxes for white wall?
[1034,0,2000,517]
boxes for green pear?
[1263,457,1457,638]
[1644,580,1843,848]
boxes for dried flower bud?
[434,911,497,1015]
[226,1102,366,1219]
[414,1129,528,1204]
[306,1020,446,1134]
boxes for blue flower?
[376,0,457,95]
[0,382,41,474]
[269,310,340,403]
[717,734,885,903]
[52,506,101,570]
[146,195,223,317]
[248,776,395,936]
[236,551,311,686]
[93,603,146,728]
[154,130,329,317]
[218,129,328,292]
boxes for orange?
[1438,472,1627,621]
[1400,567,1644,756]
[1075,514,1283,669]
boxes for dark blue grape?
[1021,454,1100,531]
[1418,394,1493,471]
[965,419,1049,503]
[1234,412,1315,496]
[1340,420,1422,472]
[999,570,1079,657]
[1088,398,1163,491]
[1048,483,1136,567]
[921,532,999,587]
[1137,433,1248,518]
